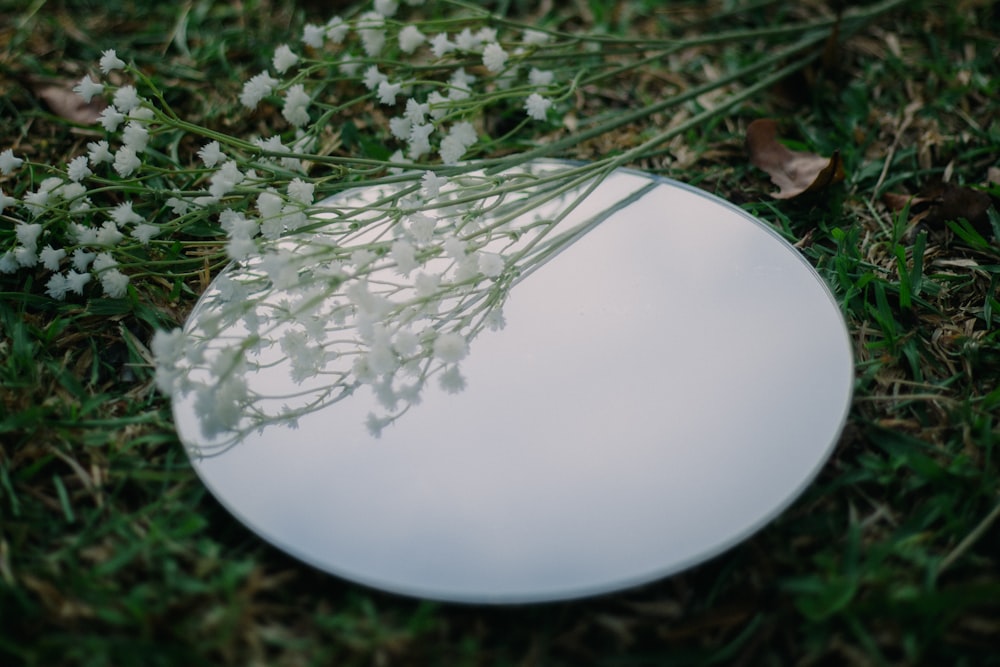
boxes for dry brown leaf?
[746,118,846,199]
[30,78,106,125]
[921,182,992,234]
[883,181,994,237]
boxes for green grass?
[2,0,999,665]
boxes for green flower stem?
[603,48,826,172]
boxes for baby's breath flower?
[96,220,125,245]
[529,67,554,87]
[197,140,225,168]
[302,23,325,48]
[122,121,149,152]
[486,309,506,331]
[0,251,18,273]
[281,84,311,126]
[362,65,387,91]
[287,178,315,205]
[226,236,258,261]
[101,269,130,298]
[442,236,466,259]
[39,245,66,271]
[72,75,104,103]
[71,249,95,271]
[390,239,418,275]
[60,180,85,197]
[67,155,92,182]
[98,106,125,132]
[433,332,468,363]
[111,201,143,226]
[476,27,498,44]
[523,29,551,45]
[112,85,141,113]
[14,246,38,269]
[46,274,69,300]
[407,122,434,159]
[87,140,113,165]
[357,12,386,56]
[524,92,552,120]
[113,146,141,177]
[23,190,50,217]
[439,365,466,393]
[430,33,455,58]
[398,25,426,53]
[426,91,449,120]
[129,107,155,121]
[365,412,389,438]
[230,214,260,240]
[325,16,349,43]
[208,160,246,198]
[482,43,509,72]
[439,135,465,165]
[414,271,440,298]
[404,98,429,124]
[455,28,480,52]
[389,116,412,141]
[387,149,408,174]
[254,135,287,158]
[449,121,477,147]
[99,49,126,74]
[393,329,420,358]
[12,244,37,267]
[70,223,97,245]
[377,80,402,105]
[0,188,16,214]
[166,197,190,216]
[0,149,23,174]
[257,191,283,219]
[272,44,300,74]
[420,172,448,199]
[478,251,504,277]
[15,222,43,249]
[39,177,65,200]
[66,270,91,295]
[373,0,398,17]
[338,56,361,77]
[92,252,116,273]
[240,71,279,109]
[132,223,159,244]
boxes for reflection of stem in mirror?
[154,161,654,454]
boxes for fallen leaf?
[881,192,927,213]
[746,119,846,199]
[29,77,106,125]
[883,181,994,239]
[921,182,992,234]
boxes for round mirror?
[171,161,853,603]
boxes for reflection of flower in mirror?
[153,161,608,450]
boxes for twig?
[937,500,1000,575]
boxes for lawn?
[1,0,998,665]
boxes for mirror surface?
[173,162,854,603]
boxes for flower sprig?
[0,0,909,448]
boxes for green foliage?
[1,0,998,665]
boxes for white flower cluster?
[239,2,559,167]
[154,169,506,442]
[152,157,599,447]
[0,50,168,299]
[0,0,583,445]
